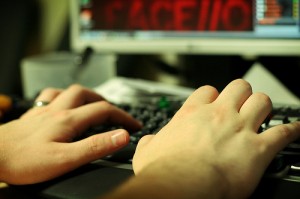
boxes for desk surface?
[0,162,134,199]
[3,176,300,199]
[0,183,34,199]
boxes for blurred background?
[0,0,299,100]
[0,0,69,97]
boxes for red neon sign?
[89,0,253,31]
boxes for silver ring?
[33,101,50,107]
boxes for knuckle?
[52,109,73,123]
[197,85,219,97]
[98,101,114,112]
[233,79,252,90]
[57,109,72,117]
[137,135,152,146]
[88,135,109,156]
[234,78,249,85]
[176,104,197,117]
[277,125,293,141]
[99,100,112,107]
[255,92,272,106]
[68,84,85,93]
[199,85,218,93]
[256,92,271,101]
[40,87,58,95]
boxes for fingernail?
[111,130,127,147]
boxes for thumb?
[132,134,155,174]
[135,134,155,153]
[68,129,130,165]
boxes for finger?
[240,92,272,131]
[58,129,130,171]
[183,85,219,106]
[13,130,129,184]
[66,101,142,135]
[35,88,63,102]
[259,122,300,156]
[216,79,252,111]
[50,84,105,110]
[22,88,62,118]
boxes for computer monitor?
[70,0,300,56]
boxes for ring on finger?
[32,101,50,108]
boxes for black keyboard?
[78,96,183,162]
[264,105,300,176]
[80,99,300,176]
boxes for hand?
[132,79,300,199]
[0,85,141,185]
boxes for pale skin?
[0,84,142,184]
[0,79,299,199]
[102,79,300,199]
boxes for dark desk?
[0,183,34,199]
[2,163,300,199]
[3,161,133,199]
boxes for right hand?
[132,79,300,199]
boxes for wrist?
[104,157,229,199]
[137,160,228,199]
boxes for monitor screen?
[70,0,300,56]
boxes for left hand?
[0,85,141,185]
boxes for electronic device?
[81,98,300,169]
[70,0,300,56]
